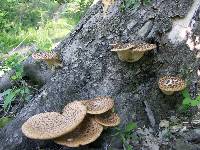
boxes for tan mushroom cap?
[62,101,87,122]
[22,101,86,140]
[32,52,59,60]
[81,97,114,114]
[111,43,156,52]
[158,76,186,92]
[22,111,84,140]
[95,110,120,127]
[54,116,103,147]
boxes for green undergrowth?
[112,122,138,150]
[0,0,93,53]
[181,88,200,110]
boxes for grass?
[0,0,92,54]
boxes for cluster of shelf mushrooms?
[110,42,187,95]
[31,42,187,96]
[21,97,120,147]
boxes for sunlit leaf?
[182,89,190,98]
[125,122,137,133]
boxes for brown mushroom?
[54,116,103,147]
[62,101,87,122]
[158,76,186,95]
[95,110,120,127]
[32,52,62,70]
[111,42,157,62]
[22,111,85,140]
[80,96,114,114]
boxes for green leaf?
[196,96,200,101]
[3,90,17,110]
[125,122,137,133]
[182,89,190,98]
[182,98,191,105]
[2,89,12,96]
[0,117,13,128]
[191,100,200,107]
[126,144,133,150]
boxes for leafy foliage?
[2,86,31,111]
[182,89,200,110]
[1,53,26,80]
[113,122,137,150]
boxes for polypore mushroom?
[81,96,114,114]
[158,76,186,95]
[62,101,87,120]
[22,101,87,140]
[95,110,120,127]
[32,52,62,70]
[102,0,115,16]
[111,42,157,62]
[54,116,103,147]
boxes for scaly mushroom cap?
[111,43,156,52]
[22,111,85,140]
[62,101,87,123]
[54,116,103,147]
[95,110,120,127]
[158,76,186,92]
[32,52,59,60]
[81,97,114,114]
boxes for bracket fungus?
[22,101,87,140]
[158,76,186,95]
[22,112,85,140]
[111,42,157,62]
[80,96,114,114]
[32,52,62,70]
[21,98,120,147]
[54,116,103,147]
[95,110,120,127]
[62,101,87,123]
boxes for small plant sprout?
[111,42,156,63]
[182,88,200,110]
[158,76,186,95]
[2,86,31,111]
[32,52,63,71]
[112,122,137,150]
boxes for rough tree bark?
[1,0,200,149]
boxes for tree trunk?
[1,0,200,149]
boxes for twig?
[10,34,30,53]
